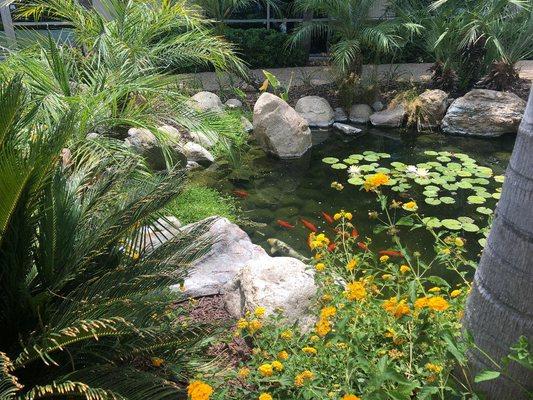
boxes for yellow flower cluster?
[280,330,293,340]
[235,307,266,335]
[363,173,390,191]
[425,363,443,374]
[450,289,462,298]
[258,363,274,377]
[415,296,450,311]
[238,367,250,378]
[344,281,367,301]
[309,233,330,250]
[294,370,314,387]
[379,255,389,263]
[302,346,317,355]
[316,262,326,271]
[315,315,332,337]
[278,350,289,360]
[342,395,362,400]
[187,380,213,400]
[346,258,358,271]
[334,210,353,221]
[320,306,337,319]
[382,297,411,318]
[400,265,410,273]
[259,393,273,400]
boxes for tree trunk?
[464,86,533,398]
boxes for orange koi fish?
[301,218,318,233]
[378,250,404,258]
[322,212,334,225]
[233,189,249,198]
[277,219,295,229]
[351,228,359,239]
[358,242,368,251]
[327,243,336,252]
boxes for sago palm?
[0,75,217,400]
[291,0,422,75]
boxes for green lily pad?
[364,155,380,162]
[422,217,442,228]
[462,223,480,232]
[476,207,493,215]
[494,175,505,183]
[423,190,439,198]
[458,216,475,224]
[343,158,360,165]
[424,151,439,156]
[347,177,364,185]
[437,156,451,162]
[441,219,462,230]
[440,197,455,204]
[467,195,486,205]
[323,157,339,164]
[332,163,347,170]
[492,192,501,200]
[425,198,442,206]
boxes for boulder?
[417,90,449,132]
[182,142,214,165]
[370,105,407,127]
[349,104,373,123]
[241,116,253,133]
[186,161,203,171]
[253,92,312,158]
[125,128,167,170]
[334,107,348,122]
[372,101,385,112]
[158,125,182,142]
[295,95,335,127]
[333,122,362,135]
[223,256,317,329]
[189,131,216,148]
[141,216,182,253]
[442,89,526,137]
[189,91,224,113]
[225,98,243,109]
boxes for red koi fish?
[378,250,404,258]
[327,243,336,252]
[277,219,295,229]
[351,228,359,239]
[233,189,249,198]
[301,218,318,233]
[322,212,334,225]
[358,242,368,251]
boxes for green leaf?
[331,163,347,170]
[322,157,339,164]
[474,370,501,383]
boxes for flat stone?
[189,91,224,113]
[333,122,362,135]
[182,142,214,164]
[225,98,243,109]
[370,105,407,127]
[334,107,348,122]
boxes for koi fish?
[351,228,359,239]
[277,219,295,229]
[327,243,336,252]
[322,212,334,225]
[301,218,318,233]
[233,189,249,198]
[378,250,404,258]
[358,242,368,251]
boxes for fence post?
[1,4,16,41]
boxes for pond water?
[203,128,514,280]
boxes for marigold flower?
[294,370,314,387]
[342,394,362,400]
[280,330,293,340]
[238,367,250,378]
[383,297,410,318]
[236,318,248,330]
[315,317,332,337]
[271,360,283,371]
[425,363,443,374]
[320,306,337,319]
[254,307,266,318]
[278,350,289,360]
[259,393,273,400]
[400,265,410,273]
[402,201,418,212]
[322,293,333,302]
[187,380,213,400]
[258,364,273,377]
[450,289,462,298]
[344,281,367,301]
[364,173,390,191]
[427,296,449,311]
[414,297,429,309]
[315,262,326,271]
[302,346,317,355]
[379,255,389,263]
[248,319,262,333]
[346,258,358,271]
[151,357,164,367]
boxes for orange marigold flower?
[344,281,367,301]
[278,350,289,360]
[414,297,429,309]
[258,364,273,377]
[320,306,337,319]
[187,380,213,400]
[427,296,449,311]
[259,394,273,400]
[315,317,332,337]
[364,173,390,191]
[342,394,362,400]
[382,297,410,318]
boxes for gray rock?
[158,124,181,142]
[349,104,373,123]
[241,116,253,133]
[442,89,526,137]
[295,95,335,127]
[189,131,216,148]
[225,98,243,109]
[334,107,348,122]
[223,256,317,329]
[189,91,224,113]
[125,127,167,170]
[417,89,449,132]
[333,122,362,135]
[372,101,385,112]
[86,132,100,140]
[186,161,203,171]
[182,142,214,164]
[370,105,407,127]
[140,216,182,253]
[253,92,312,158]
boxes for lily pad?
[322,157,339,164]
[425,198,442,206]
[440,197,455,204]
[492,192,501,200]
[348,177,364,185]
[467,195,486,205]
[476,207,493,215]
[332,163,348,170]
[462,223,480,232]
[441,219,462,230]
[494,175,505,183]
[422,217,442,228]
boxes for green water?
[205,128,514,276]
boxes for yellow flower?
[320,306,337,319]
[425,363,443,374]
[151,357,164,367]
[236,318,248,330]
[382,297,410,318]
[248,319,262,333]
[278,350,289,360]
[315,317,332,337]
[428,287,441,293]
[440,247,451,255]
[379,255,390,263]
[414,297,429,309]
[344,281,367,301]
[259,394,273,400]
[344,212,353,221]
[322,293,333,302]
[254,307,266,318]
[427,296,449,312]
[280,330,293,340]
[302,346,317,355]
[294,370,314,387]
[346,258,358,271]
[187,380,213,400]
[342,395,361,400]
[258,364,273,377]
[310,335,320,342]
[402,201,418,212]
[382,274,393,281]
[450,289,462,298]
[271,360,284,371]
[454,237,464,247]
[400,265,410,273]
[238,367,250,378]
[333,213,342,221]
[364,173,390,191]
[315,262,326,271]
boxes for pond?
[203,128,514,280]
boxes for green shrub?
[223,27,308,69]
[167,186,239,224]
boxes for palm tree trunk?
[464,86,533,399]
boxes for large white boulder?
[295,95,335,127]
[253,92,312,158]
[417,89,449,132]
[189,91,224,113]
[223,256,317,329]
[349,104,373,123]
[370,105,407,128]
[182,142,214,165]
[442,89,526,137]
